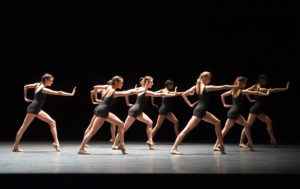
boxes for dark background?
[0,0,299,144]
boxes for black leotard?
[26,86,47,115]
[128,91,149,118]
[158,96,175,115]
[227,92,245,120]
[249,95,267,115]
[94,91,117,118]
[193,86,210,118]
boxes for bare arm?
[94,85,110,90]
[246,94,256,103]
[114,88,146,98]
[42,87,76,96]
[258,81,290,93]
[242,89,270,96]
[146,87,177,98]
[181,86,199,108]
[221,90,232,108]
[90,90,101,104]
[205,84,238,92]
[125,96,133,107]
[24,83,39,102]
[246,85,256,91]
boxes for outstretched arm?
[205,84,238,92]
[258,81,290,93]
[24,83,39,102]
[242,89,270,96]
[146,87,177,98]
[42,87,76,96]
[221,90,232,108]
[114,88,146,98]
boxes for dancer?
[13,73,76,152]
[78,76,145,155]
[170,71,238,155]
[151,80,183,142]
[112,76,178,150]
[83,80,116,147]
[240,74,290,147]
[213,76,270,151]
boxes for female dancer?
[239,74,290,147]
[213,76,270,151]
[112,76,178,150]
[78,76,145,155]
[170,71,238,155]
[151,80,183,142]
[13,73,76,152]
[83,80,116,146]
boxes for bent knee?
[49,120,56,127]
[215,119,221,126]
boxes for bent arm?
[221,90,232,107]
[24,83,39,99]
[242,89,269,96]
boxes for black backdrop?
[1,0,299,144]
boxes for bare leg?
[240,113,256,147]
[171,116,201,154]
[13,113,36,152]
[106,113,127,154]
[214,118,235,150]
[257,113,277,147]
[166,112,180,137]
[109,124,116,143]
[236,115,254,151]
[137,113,154,150]
[83,115,96,147]
[78,117,105,154]
[112,115,136,149]
[152,114,166,140]
[36,110,60,152]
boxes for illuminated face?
[45,77,54,87]
[118,79,124,89]
[167,83,174,90]
[146,79,154,88]
[202,74,212,85]
[239,81,247,89]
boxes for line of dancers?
[13,72,290,155]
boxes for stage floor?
[1,141,300,174]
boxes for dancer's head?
[111,76,124,89]
[141,76,153,89]
[232,76,248,97]
[139,77,144,86]
[257,74,268,87]
[164,80,174,90]
[41,73,54,87]
[196,71,211,94]
[107,80,113,85]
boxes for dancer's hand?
[128,104,134,107]
[71,87,76,96]
[224,104,232,108]
[152,104,159,108]
[24,98,32,103]
[190,100,200,108]
[286,81,290,90]
[96,99,103,104]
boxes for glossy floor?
[1,142,300,174]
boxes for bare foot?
[78,149,90,155]
[270,140,278,148]
[12,145,23,152]
[109,139,115,143]
[146,141,154,150]
[85,144,89,148]
[52,143,61,152]
[213,146,220,151]
[118,144,128,155]
[218,145,226,154]
[112,145,118,150]
[239,143,248,148]
[248,143,254,151]
[171,149,183,155]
